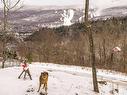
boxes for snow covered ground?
[0,62,127,95]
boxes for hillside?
[19,17,127,73]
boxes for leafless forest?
[12,17,127,73]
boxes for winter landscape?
[0,63,127,95]
[0,0,127,95]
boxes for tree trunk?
[2,59,5,68]
[2,0,7,68]
[1,0,21,68]
[85,0,99,93]
[102,38,106,64]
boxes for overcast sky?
[0,0,127,10]
[24,0,127,9]
[24,0,84,6]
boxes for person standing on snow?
[18,59,32,80]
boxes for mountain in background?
[0,3,127,36]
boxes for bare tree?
[84,0,99,92]
[1,0,22,68]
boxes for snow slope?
[89,0,127,19]
[91,0,127,9]
[0,63,127,95]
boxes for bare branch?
[1,0,21,10]
[11,5,24,13]
[9,0,21,9]
[2,0,10,10]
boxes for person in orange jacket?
[18,60,32,80]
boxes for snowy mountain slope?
[0,0,127,28]
[0,1,127,34]
[0,9,83,33]
[1,5,126,34]
[0,63,127,95]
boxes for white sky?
[24,0,127,9]
[24,0,84,6]
[0,0,127,10]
